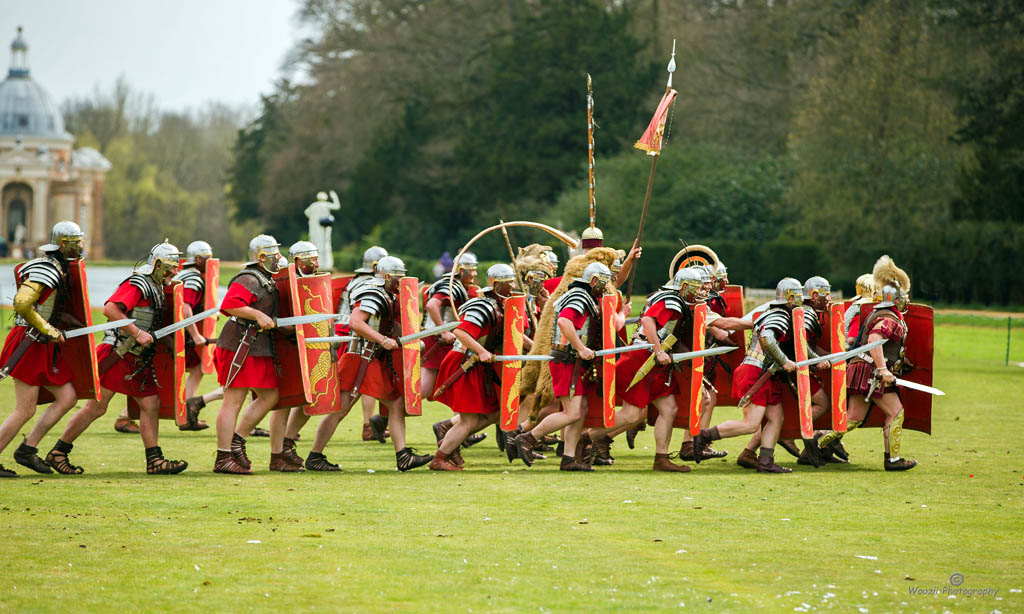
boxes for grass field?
[1,322,1022,613]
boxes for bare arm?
[350,308,397,350]
[640,315,670,365]
[558,316,594,360]
[454,328,493,363]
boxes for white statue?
[304,190,341,271]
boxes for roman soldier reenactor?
[514,262,614,472]
[212,234,285,475]
[49,241,189,475]
[819,256,918,471]
[430,264,518,471]
[0,222,86,478]
[420,252,478,400]
[176,240,215,431]
[309,256,431,472]
[844,273,876,345]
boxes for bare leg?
[216,387,249,449]
[439,413,495,454]
[310,394,355,453]
[268,409,288,454]
[23,383,78,448]
[360,394,375,425]
[185,364,204,398]
[563,416,586,458]
[60,387,117,444]
[713,402,768,439]
[385,397,408,451]
[760,403,784,449]
[528,396,584,441]
[235,388,281,439]
[136,394,161,449]
[587,403,644,441]
[0,380,41,453]
[285,406,310,440]
[421,367,438,400]
[651,395,679,455]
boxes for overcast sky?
[3,0,301,112]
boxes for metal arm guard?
[13,281,61,340]
[758,328,789,367]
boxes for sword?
[894,377,945,396]
[737,364,779,408]
[153,307,220,339]
[0,328,44,381]
[594,343,652,358]
[432,354,479,397]
[624,334,677,392]
[223,324,258,388]
[624,316,641,326]
[797,339,886,369]
[63,319,139,339]
[304,335,356,344]
[669,345,737,363]
[276,312,342,327]
[492,354,554,362]
[398,321,460,345]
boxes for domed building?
[0,27,109,258]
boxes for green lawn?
[0,323,1021,613]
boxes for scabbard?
[0,329,42,381]
[737,367,774,407]
[223,325,258,388]
[420,338,448,365]
[567,357,584,397]
[433,354,479,398]
[349,348,375,400]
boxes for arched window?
[8,199,26,243]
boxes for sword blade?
[398,321,460,345]
[670,345,737,363]
[276,312,341,327]
[305,335,355,344]
[796,338,886,368]
[594,343,652,357]
[493,355,554,362]
[894,378,945,396]
[153,307,220,339]
[64,318,138,339]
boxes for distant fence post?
[1008,316,1012,366]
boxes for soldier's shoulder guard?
[352,282,390,316]
[755,307,791,335]
[174,268,205,294]
[459,296,500,329]
[555,287,599,318]
[647,290,684,315]
[428,274,467,303]
[127,273,161,304]
[804,309,822,337]
[229,268,275,295]
[19,256,63,289]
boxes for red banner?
[128,281,184,420]
[828,303,848,432]
[634,89,678,155]
[791,307,814,439]
[688,303,707,436]
[272,264,312,410]
[399,277,423,416]
[500,295,526,430]
[200,257,219,374]
[600,294,617,428]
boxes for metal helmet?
[713,262,728,291]
[486,263,516,298]
[455,251,478,271]
[40,220,84,258]
[580,226,604,249]
[543,249,559,270]
[247,234,282,272]
[771,277,804,308]
[356,245,388,274]
[375,255,406,280]
[693,264,713,285]
[610,250,626,274]
[855,273,875,299]
[581,262,613,294]
[803,276,831,311]
[663,267,702,303]
[288,240,318,259]
[183,240,213,265]
[875,284,910,313]
[137,239,182,280]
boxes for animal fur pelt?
[515,243,552,277]
[872,255,910,293]
[520,247,619,415]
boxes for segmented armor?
[103,273,166,357]
[13,254,68,330]
[551,285,600,350]
[349,280,398,354]
[423,273,469,325]
[452,294,504,355]
[216,266,279,357]
[337,273,372,326]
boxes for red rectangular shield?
[331,274,354,313]
[711,284,746,406]
[688,303,707,436]
[791,307,814,439]
[200,257,219,374]
[296,273,341,415]
[600,294,617,428]
[499,295,526,431]
[828,302,848,432]
[399,277,423,416]
[128,281,185,421]
[35,260,100,404]
[272,264,312,409]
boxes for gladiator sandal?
[231,433,252,470]
[827,440,850,462]
[428,450,462,472]
[305,451,342,472]
[45,440,84,475]
[368,414,388,444]
[884,455,917,471]
[691,427,721,465]
[883,411,916,471]
[559,455,593,472]
[653,452,691,473]
[361,423,375,441]
[778,440,802,459]
[756,447,792,474]
[114,417,140,434]
[282,437,305,467]
[515,432,538,467]
[494,425,507,452]
[269,452,304,472]
[0,463,17,478]
[592,435,614,466]
[463,431,487,447]
[249,427,270,438]
[145,446,188,475]
[214,450,252,475]
[396,447,431,472]
[448,446,465,468]
[504,427,522,464]
[14,438,53,474]
[184,396,206,428]
[432,418,453,444]
[576,433,595,465]
[818,420,861,450]
[736,448,757,469]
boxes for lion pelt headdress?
[520,247,619,413]
[872,255,910,293]
[515,243,553,277]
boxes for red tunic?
[183,286,203,369]
[433,322,501,414]
[214,281,277,389]
[543,276,561,294]
[731,363,782,406]
[615,301,680,408]
[550,307,598,398]
[337,350,402,401]
[0,325,73,387]
[847,311,906,398]
[98,283,160,398]
[422,291,458,370]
